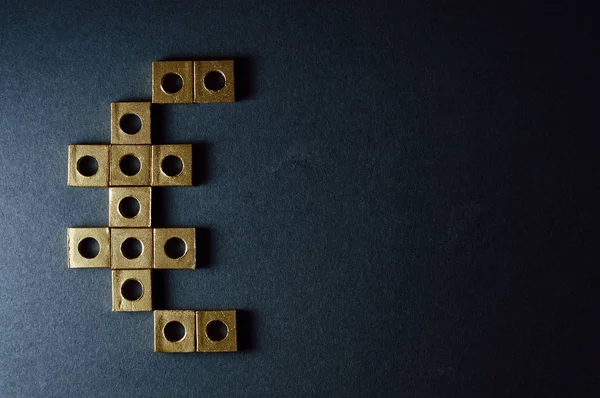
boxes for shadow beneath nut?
[151,187,169,228]
[236,310,258,351]
[196,227,214,268]
[152,270,172,310]
[192,142,210,185]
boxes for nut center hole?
[164,321,186,342]
[206,320,228,342]
[204,71,226,92]
[121,238,143,259]
[77,156,98,177]
[161,73,184,94]
[161,155,183,177]
[120,279,143,301]
[118,196,140,218]
[78,237,100,259]
[119,154,141,176]
[164,237,187,259]
[119,113,142,135]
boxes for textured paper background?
[0,1,595,397]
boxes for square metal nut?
[152,61,194,104]
[153,228,196,269]
[194,60,235,103]
[67,227,110,268]
[196,310,238,352]
[111,269,152,311]
[151,144,192,186]
[110,102,151,144]
[154,310,196,353]
[67,145,109,187]
[111,228,153,269]
[109,187,152,227]
[109,145,152,186]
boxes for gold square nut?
[153,228,196,269]
[152,145,192,186]
[67,227,110,268]
[110,102,151,144]
[194,60,235,103]
[152,61,194,104]
[67,145,109,187]
[196,310,237,352]
[154,310,196,353]
[111,228,153,269]
[109,145,152,186]
[109,187,151,228]
[111,269,152,311]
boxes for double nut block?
[154,310,237,353]
[152,60,235,104]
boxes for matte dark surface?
[0,1,597,397]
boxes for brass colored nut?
[109,144,152,186]
[67,145,109,187]
[151,144,192,186]
[196,310,237,352]
[152,61,194,104]
[110,102,151,144]
[153,228,196,269]
[111,228,153,269]
[194,60,235,103]
[111,269,152,311]
[109,187,152,228]
[67,227,110,268]
[154,310,196,353]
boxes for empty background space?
[0,1,597,397]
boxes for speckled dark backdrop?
[0,1,596,396]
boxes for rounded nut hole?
[78,237,100,259]
[77,155,98,177]
[118,196,140,218]
[163,321,186,342]
[120,279,143,301]
[121,237,143,259]
[161,73,184,94]
[119,154,141,176]
[204,71,226,92]
[119,113,142,135]
[206,320,228,342]
[164,237,187,259]
[161,155,183,177]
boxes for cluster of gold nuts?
[67,60,238,353]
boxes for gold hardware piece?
[196,310,237,352]
[154,310,196,353]
[152,61,194,104]
[193,60,235,103]
[109,187,152,227]
[67,227,110,268]
[67,145,109,187]
[111,269,152,311]
[153,228,196,269]
[111,228,153,269]
[111,102,151,145]
[109,144,152,186]
[151,144,192,186]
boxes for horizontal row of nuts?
[68,227,196,269]
[155,310,237,353]
[152,60,235,104]
[68,144,192,187]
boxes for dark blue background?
[0,1,596,396]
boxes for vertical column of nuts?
[67,59,242,352]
